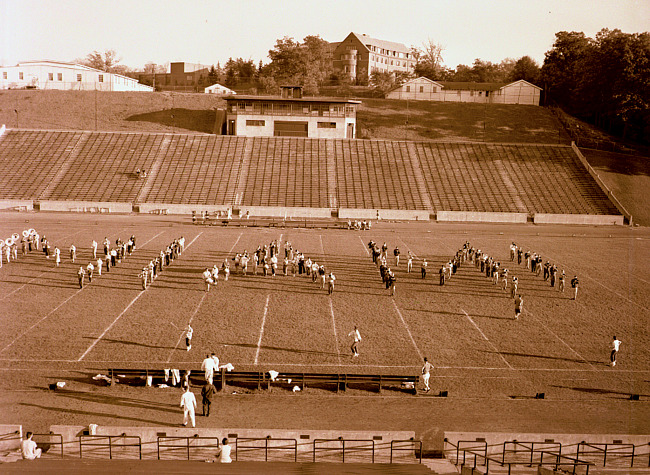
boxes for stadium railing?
[33,432,64,458]
[390,439,422,464]
[79,434,142,460]
[576,441,649,468]
[235,437,297,462]
[313,438,375,463]
[157,435,220,460]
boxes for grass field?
[0,213,648,442]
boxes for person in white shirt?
[87,262,94,283]
[91,240,98,259]
[201,353,216,381]
[180,385,197,427]
[610,336,622,367]
[349,325,361,357]
[54,247,61,267]
[421,357,433,392]
[185,324,193,351]
[21,432,42,459]
[69,244,76,263]
[203,268,214,292]
[327,272,336,295]
[216,438,232,463]
[96,257,102,276]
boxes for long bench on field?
[105,369,418,394]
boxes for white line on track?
[358,235,370,255]
[396,236,418,259]
[392,300,423,360]
[523,309,598,371]
[78,231,203,362]
[329,299,341,365]
[460,308,513,369]
[228,232,242,254]
[254,294,270,365]
[166,292,207,363]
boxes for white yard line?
[78,231,203,362]
[166,292,207,363]
[358,235,370,255]
[392,300,423,360]
[254,294,270,365]
[397,236,418,259]
[523,309,598,371]
[460,308,513,369]
[329,299,341,365]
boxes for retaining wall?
[38,201,132,213]
[338,208,430,221]
[0,200,33,211]
[436,211,528,223]
[136,203,231,215]
[533,214,624,226]
[0,425,22,451]
[239,206,332,219]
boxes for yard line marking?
[358,236,370,255]
[254,294,270,365]
[460,308,513,369]
[78,231,204,362]
[78,291,145,361]
[524,309,598,371]
[166,292,207,363]
[0,288,84,354]
[533,250,649,312]
[329,299,341,365]
[0,228,88,302]
[138,230,165,248]
[392,300,423,361]
[228,232,242,254]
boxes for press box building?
[223,86,360,138]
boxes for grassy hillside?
[1,90,569,143]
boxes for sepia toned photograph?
[0,1,648,473]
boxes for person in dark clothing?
[201,379,216,417]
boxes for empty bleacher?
[0,129,621,217]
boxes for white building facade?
[0,61,153,92]
[386,78,541,105]
[204,83,235,95]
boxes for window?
[432,87,437,93]
[77,74,82,81]
[187,75,192,81]
[420,86,424,93]
[406,86,410,92]
[48,73,54,80]
[19,72,23,80]
[478,91,482,96]
[3,72,7,79]
[246,120,265,126]
[98,74,103,83]
[390,60,393,65]
[317,122,336,128]
[486,91,490,97]
[58,73,62,81]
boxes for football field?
[0,212,649,436]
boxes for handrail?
[79,434,142,460]
[467,450,592,475]
[502,440,562,465]
[390,439,422,464]
[313,438,375,463]
[33,432,64,458]
[0,430,21,441]
[443,438,488,466]
[577,441,635,468]
[235,437,297,462]
[157,435,220,460]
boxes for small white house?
[204,83,235,95]
[0,60,153,91]
[386,77,541,105]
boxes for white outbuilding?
[204,83,235,95]
[0,60,153,92]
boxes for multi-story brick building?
[331,32,415,83]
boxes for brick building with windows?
[331,32,415,83]
[0,60,152,91]
[223,86,360,138]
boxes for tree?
[370,70,398,96]
[265,35,332,92]
[413,39,445,80]
[510,56,540,84]
[79,49,121,72]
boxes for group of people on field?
[0,229,40,268]
[77,236,137,288]
[141,237,184,290]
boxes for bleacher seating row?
[0,129,620,216]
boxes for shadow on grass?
[126,108,216,134]
[407,309,512,321]
[81,337,178,351]
[550,385,649,398]
[481,349,603,366]
[20,402,173,424]
[218,341,340,357]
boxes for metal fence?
[157,435,220,460]
[79,434,142,460]
[235,437,297,462]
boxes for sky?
[1,0,648,71]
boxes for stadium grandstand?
[0,128,624,224]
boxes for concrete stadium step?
[3,459,438,474]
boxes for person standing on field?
[421,357,433,392]
[514,294,523,320]
[610,336,621,367]
[349,325,361,357]
[180,384,197,427]
[571,276,579,300]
